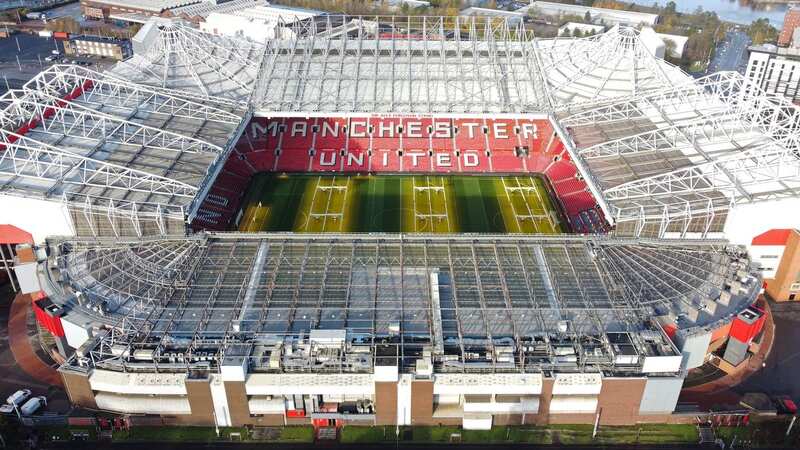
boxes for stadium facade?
[3,16,796,428]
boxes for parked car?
[19,396,46,416]
[6,389,31,406]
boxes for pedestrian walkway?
[680,300,775,408]
[8,293,62,386]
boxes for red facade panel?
[33,299,65,338]
[729,307,767,344]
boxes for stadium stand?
[196,115,607,231]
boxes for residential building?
[745,44,800,104]
[751,229,800,301]
[778,6,800,47]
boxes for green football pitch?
[236,174,566,234]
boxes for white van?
[6,389,31,406]
[20,396,46,416]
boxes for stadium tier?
[35,233,759,427]
[191,115,604,233]
[0,16,795,429]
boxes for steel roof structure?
[558,71,800,238]
[40,233,758,374]
[0,17,797,241]
[0,63,247,236]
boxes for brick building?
[751,229,800,301]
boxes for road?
[707,30,751,75]
[0,33,64,95]
[0,32,116,96]
[734,301,800,402]
[0,283,70,419]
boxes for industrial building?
[1,15,797,430]
[745,43,800,105]
[63,35,133,60]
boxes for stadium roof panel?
[41,233,759,374]
[0,17,798,241]
[558,71,800,237]
[112,21,265,105]
[0,64,247,235]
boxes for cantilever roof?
[1,17,798,241]
[558,72,800,238]
[0,64,246,234]
[252,18,685,114]
[112,20,265,105]
[41,233,758,373]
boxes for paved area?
[45,2,84,22]
[735,301,800,401]
[707,31,750,75]
[679,299,800,412]
[8,292,62,386]
[0,32,116,96]
[680,299,776,410]
[0,283,69,415]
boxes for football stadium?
[2,16,797,429]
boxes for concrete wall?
[60,369,97,409]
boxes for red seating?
[310,149,342,172]
[431,118,454,151]
[491,151,526,173]
[371,149,401,172]
[517,118,549,154]
[458,150,490,173]
[401,150,431,172]
[281,118,315,150]
[245,150,276,172]
[485,119,517,151]
[453,118,486,151]
[224,154,256,178]
[524,154,551,173]
[370,117,401,150]
[316,117,348,150]
[546,161,577,182]
[275,147,311,172]
[401,117,432,151]
[554,178,586,197]
[249,118,283,152]
[347,117,371,151]
[430,150,457,173]
[197,114,610,234]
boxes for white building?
[557,22,605,37]
[385,0,430,9]
[460,7,525,25]
[523,1,658,27]
[745,44,800,104]
[200,2,322,42]
[655,32,688,59]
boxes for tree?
[748,18,778,45]
[664,39,677,58]
[584,11,591,23]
